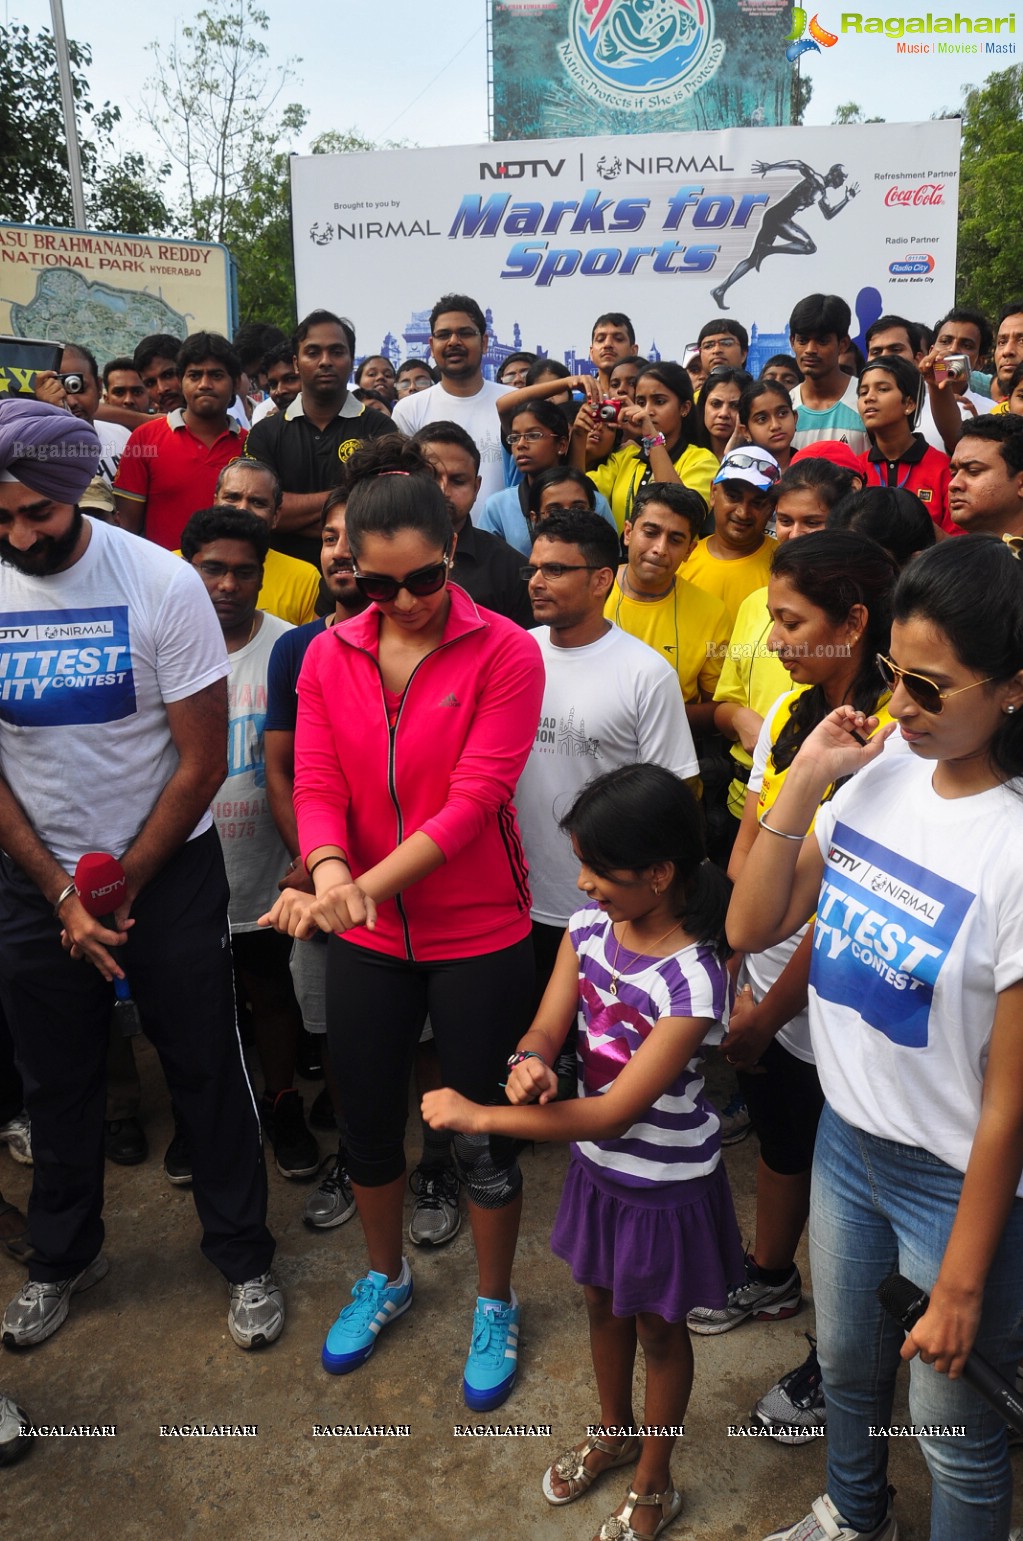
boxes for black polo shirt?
[452,520,534,628]
[246,394,391,564]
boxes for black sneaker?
[260,1089,320,1180]
[753,1334,827,1444]
[163,1122,192,1185]
[104,1117,148,1166]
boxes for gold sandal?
[541,1433,642,1506]
[596,1482,683,1540]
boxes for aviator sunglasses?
[876,653,995,715]
[353,551,452,604]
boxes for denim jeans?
[810,1102,1023,1541]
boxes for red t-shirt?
[114,410,247,549]
[860,434,956,534]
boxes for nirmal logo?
[309,222,334,246]
[479,157,566,180]
[558,0,724,113]
[785,7,839,61]
[890,252,936,275]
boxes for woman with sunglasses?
[260,443,545,1412]
[729,535,1023,1541]
[856,355,956,535]
[570,361,719,534]
[689,535,896,1351]
[479,401,615,556]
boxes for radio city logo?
[785,7,838,61]
[558,0,724,113]
[884,183,945,206]
[889,251,935,275]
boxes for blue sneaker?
[463,1290,520,1411]
[321,1263,413,1375]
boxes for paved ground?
[1,1041,1018,1539]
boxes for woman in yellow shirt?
[573,361,719,533]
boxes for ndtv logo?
[479,158,566,180]
[884,183,944,206]
[88,881,122,900]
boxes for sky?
[3,0,1016,174]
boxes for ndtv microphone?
[73,852,141,1037]
[877,1272,1023,1437]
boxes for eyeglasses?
[536,501,591,516]
[353,555,451,604]
[507,431,558,446]
[876,653,995,714]
[197,560,262,582]
[431,327,480,343]
[519,562,602,582]
[719,454,781,484]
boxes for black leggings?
[737,1036,824,1176]
[326,934,535,1188]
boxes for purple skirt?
[550,1155,744,1322]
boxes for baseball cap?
[712,446,781,491]
[790,440,863,476]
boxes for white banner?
[291,122,960,375]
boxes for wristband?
[506,1050,548,1070]
[53,880,77,916]
[642,432,667,450]
[307,855,347,879]
[758,815,807,843]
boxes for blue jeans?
[810,1103,1023,1541]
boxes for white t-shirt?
[392,379,511,517]
[515,624,700,925]
[93,419,130,489]
[811,752,1023,1185]
[0,517,229,870]
[745,696,812,1061]
[215,611,293,930]
[918,390,996,453]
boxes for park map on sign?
[8,270,189,361]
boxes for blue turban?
[0,396,101,504]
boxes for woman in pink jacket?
[262,448,545,1411]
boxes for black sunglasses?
[353,553,451,605]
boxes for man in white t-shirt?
[391,293,511,517]
[0,398,280,1354]
[515,508,700,1013]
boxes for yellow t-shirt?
[713,584,791,818]
[257,548,319,626]
[604,575,731,702]
[682,535,778,631]
[588,442,719,533]
[757,687,895,821]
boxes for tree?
[955,66,1023,318]
[142,0,307,245]
[832,102,885,124]
[0,23,171,233]
[791,69,813,125]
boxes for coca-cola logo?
[884,184,945,207]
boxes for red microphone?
[73,852,140,1034]
[74,851,127,918]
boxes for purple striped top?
[569,904,728,1188]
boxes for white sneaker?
[227,1271,284,1349]
[762,1492,897,1541]
[0,1113,31,1165]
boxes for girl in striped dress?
[423,763,742,1541]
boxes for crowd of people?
[2,284,1023,1541]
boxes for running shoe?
[688,1256,802,1335]
[463,1291,520,1411]
[753,1334,826,1443]
[761,1492,897,1541]
[408,1164,460,1246]
[322,1263,413,1375]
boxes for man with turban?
[0,398,282,1353]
